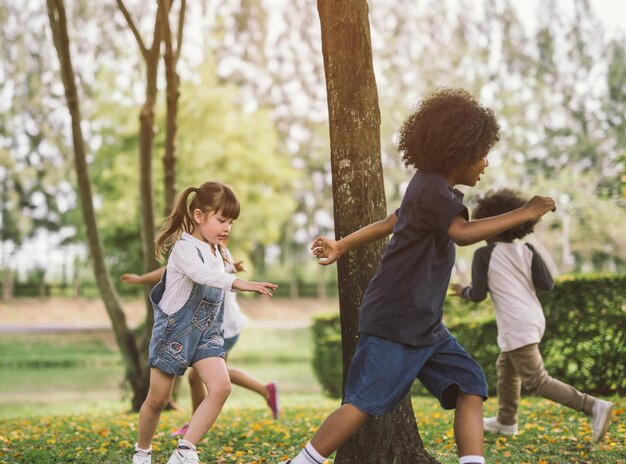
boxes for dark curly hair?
[473,188,538,242]
[398,88,500,172]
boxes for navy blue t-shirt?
[359,171,469,347]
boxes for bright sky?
[582,0,626,31]
[517,0,626,36]
[263,0,625,36]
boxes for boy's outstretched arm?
[451,247,490,301]
[120,266,165,285]
[311,211,397,266]
[448,196,556,246]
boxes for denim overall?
[148,268,226,376]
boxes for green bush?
[454,274,626,395]
[311,313,344,398]
[538,274,626,394]
[312,274,626,398]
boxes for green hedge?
[311,313,344,398]
[312,274,626,398]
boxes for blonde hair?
[155,181,240,260]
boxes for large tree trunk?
[317,1,438,463]
[47,0,147,411]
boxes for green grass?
[1,326,625,463]
[227,326,312,363]
[0,360,321,420]
[0,332,120,368]
[421,395,626,464]
[0,326,312,368]
[0,326,317,420]
[0,396,624,463]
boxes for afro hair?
[472,188,538,242]
[398,88,500,173]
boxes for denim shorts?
[344,333,488,416]
[148,280,226,376]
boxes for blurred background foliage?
[1,0,625,298]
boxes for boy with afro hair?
[452,188,613,443]
[281,88,556,464]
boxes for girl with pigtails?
[133,181,277,464]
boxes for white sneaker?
[591,399,613,443]
[483,416,518,435]
[133,444,151,464]
[167,446,200,464]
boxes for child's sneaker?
[266,382,280,419]
[167,440,199,464]
[133,444,152,464]
[171,422,190,437]
[483,416,518,435]
[591,399,613,443]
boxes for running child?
[132,181,277,464]
[451,188,613,443]
[283,88,556,464]
[122,239,280,437]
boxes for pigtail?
[154,187,197,260]
[217,244,232,265]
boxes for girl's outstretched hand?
[120,273,142,284]
[232,279,278,296]
[450,283,464,297]
[310,236,342,266]
[233,260,246,273]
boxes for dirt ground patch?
[0,296,339,329]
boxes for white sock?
[291,442,326,464]
[134,443,151,454]
[177,439,196,450]
[459,456,485,464]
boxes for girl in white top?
[122,239,281,437]
[133,181,277,464]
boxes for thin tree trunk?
[2,267,13,300]
[317,1,438,462]
[116,0,165,371]
[159,0,185,216]
[0,180,11,301]
[47,0,147,410]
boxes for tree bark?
[159,0,185,215]
[47,0,147,410]
[317,1,438,462]
[116,0,165,376]
[2,267,13,300]
[138,10,160,359]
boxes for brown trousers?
[496,343,595,425]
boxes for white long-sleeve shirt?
[461,241,554,352]
[159,233,238,315]
[221,248,247,339]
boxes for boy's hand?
[120,273,142,284]
[450,283,464,296]
[310,236,342,266]
[523,196,556,221]
[232,278,278,296]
